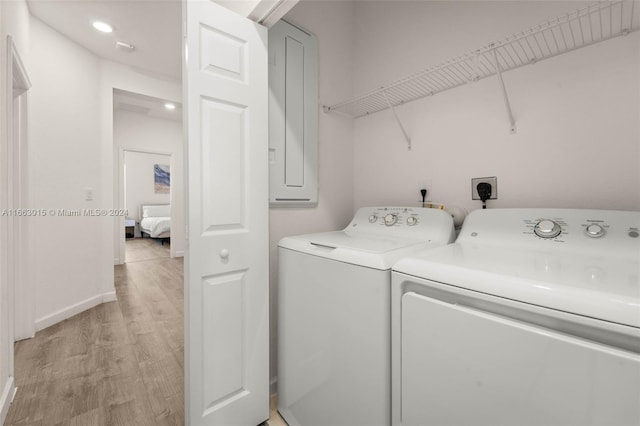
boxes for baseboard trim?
[173,250,185,258]
[35,291,117,331]
[0,376,16,425]
[102,290,118,303]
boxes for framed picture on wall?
[154,164,170,194]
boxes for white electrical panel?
[268,20,318,207]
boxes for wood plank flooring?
[125,238,170,263]
[268,396,287,426]
[6,247,184,426]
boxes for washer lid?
[393,244,640,329]
[308,231,428,253]
[280,231,443,270]
[278,206,456,270]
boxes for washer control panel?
[349,206,455,240]
[361,207,424,228]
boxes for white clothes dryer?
[392,208,640,426]
[278,207,455,426]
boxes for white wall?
[1,0,30,61]
[28,16,112,331]
[123,151,171,221]
[0,0,30,420]
[352,1,640,213]
[114,108,183,250]
[269,1,356,388]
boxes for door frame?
[248,0,299,27]
[116,146,175,264]
[7,35,33,342]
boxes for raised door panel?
[200,98,246,231]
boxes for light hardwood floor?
[125,238,170,263]
[6,252,184,425]
[6,241,286,426]
[268,396,287,426]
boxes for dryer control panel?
[458,208,640,257]
[527,218,613,240]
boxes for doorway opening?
[122,149,172,263]
[112,89,183,265]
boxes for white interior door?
[184,1,269,425]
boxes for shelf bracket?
[382,90,412,150]
[471,52,481,82]
[491,47,517,134]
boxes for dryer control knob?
[384,213,398,226]
[534,219,561,239]
[585,223,605,238]
[369,215,378,223]
[406,216,418,226]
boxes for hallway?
[5,256,184,425]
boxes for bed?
[139,204,171,244]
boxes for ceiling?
[27,0,182,80]
[113,89,182,122]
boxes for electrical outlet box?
[471,177,498,200]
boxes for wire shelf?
[324,0,638,118]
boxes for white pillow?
[142,205,170,218]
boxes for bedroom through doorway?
[124,152,172,262]
[113,89,184,265]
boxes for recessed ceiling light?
[92,21,113,33]
[164,103,176,110]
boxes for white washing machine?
[278,207,455,426]
[391,208,640,426]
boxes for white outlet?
[471,177,497,200]
[85,188,94,201]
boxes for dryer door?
[400,292,640,426]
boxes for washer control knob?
[384,213,398,226]
[534,219,561,239]
[369,215,378,223]
[406,216,418,226]
[585,223,605,238]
